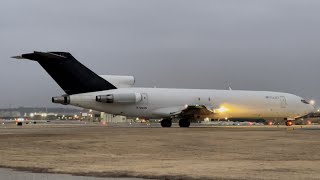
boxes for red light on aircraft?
[307,120,312,125]
[268,122,273,126]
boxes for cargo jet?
[12,51,314,127]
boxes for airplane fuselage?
[69,88,314,120]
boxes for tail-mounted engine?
[96,93,142,104]
[52,96,70,105]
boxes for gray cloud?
[1,0,320,108]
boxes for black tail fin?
[12,51,117,95]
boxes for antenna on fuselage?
[224,81,232,90]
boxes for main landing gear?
[161,118,172,127]
[285,120,294,126]
[179,119,190,128]
[160,118,191,128]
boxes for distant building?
[100,112,129,123]
[0,111,20,118]
[0,107,134,123]
[0,107,81,119]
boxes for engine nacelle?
[52,96,70,105]
[96,93,142,104]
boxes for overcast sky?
[1,0,320,108]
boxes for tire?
[161,119,172,127]
[179,119,190,127]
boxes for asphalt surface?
[0,168,144,180]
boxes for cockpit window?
[301,99,310,104]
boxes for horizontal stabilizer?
[11,55,24,59]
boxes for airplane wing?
[179,105,214,118]
[152,104,215,119]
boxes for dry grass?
[0,125,319,180]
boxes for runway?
[0,123,319,180]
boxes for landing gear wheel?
[161,119,172,127]
[286,120,293,126]
[179,119,190,128]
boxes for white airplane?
[12,51,314,127]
